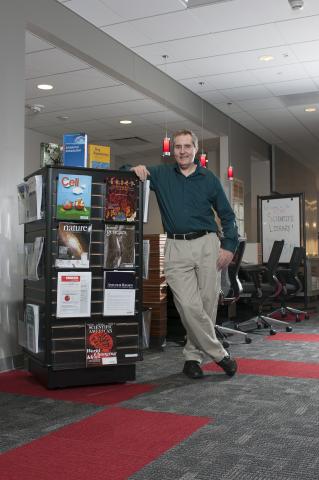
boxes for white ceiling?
[25,0,319,166]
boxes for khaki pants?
[164,233,227,364]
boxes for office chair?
[216,239,252,346]
[269,246,309,322]
[236,240,293,335]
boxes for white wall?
[0,1,25,371]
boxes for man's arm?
[130,165,150,182]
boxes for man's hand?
[130,165,150,181]
[217,248,233,271]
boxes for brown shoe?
[183,361,204,379]
[217,354,237,377]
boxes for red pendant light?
[161,54,171,157]
[162,136,171,156]
[199,152,207,168]
[227,165,234,180]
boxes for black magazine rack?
[23,166,143,388]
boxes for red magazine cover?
[105,176,137,222]
[86,322,117,367]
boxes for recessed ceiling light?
[259,55,274,62]
[120,120,132,125]
[37,84,53,90]
[305,107,317,113]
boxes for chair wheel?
[286,326,293,332]
[270,329,277,335]
[305,314,310,320]
[263,324,269,329]
[257,324,262,329]
[223,340,230,348]
[296,314,301,322]
[245,337,252,344]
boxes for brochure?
[103,270,135,316]
[56,271,91,318]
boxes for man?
[131,129,239,379]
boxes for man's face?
[173,134,198,170]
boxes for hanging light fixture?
[198,81,208,168]
[228,118,234,180]
[161,55,171,157]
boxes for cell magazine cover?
[56,173,92,220]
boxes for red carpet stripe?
[204,357,319,379]
[266,333,319,342]
[0,370,155,405]
[0,407,211,480]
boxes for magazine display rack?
[23,166,143,388]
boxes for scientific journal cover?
[56,174,92,220]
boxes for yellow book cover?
[88,144,110,169]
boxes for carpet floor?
[1,311,319,479]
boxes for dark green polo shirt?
[148,162,238,253]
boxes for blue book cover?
[63,133,88,167]
[56,174,92,220]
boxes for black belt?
[166,231,211,240]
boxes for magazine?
[86,322,117,367]
[105,175,137,222]
[55,222,92,268]
[25,304,41,354]
[56,173,92,221]
[56,271,91,318]
[24,237,44,281]
[104,224,135,269]
[88,144,110,169]
[17,175,43,224]
[103,270,135,316]
[63,132,88,167]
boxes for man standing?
[131,129,239,379]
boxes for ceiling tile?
[156,62,195,80]
[100,0,185,20]
[277,16,319,44]
[219,85,272,101]
[189,0,319,33]
[207,71,260,89]
[25,68,121,98]
[26,85,146,112]
[62,0,124,26]
[290,41,319,63]
[251,63,309,84]
[25,49,89,78]
[182,54,246,77]
[118,9,209,44]
[302,61,319,78]
[101,23,152,47]
[238,97,284,112]
[266,78,318,96]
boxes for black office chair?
[269,246,309,322]
[236,240,293,335]
[216,239,252,346]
